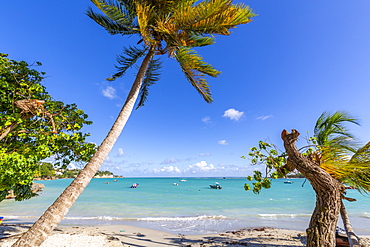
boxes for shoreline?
[1,223,370,247]
[0,223,308,246]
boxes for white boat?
[130,183,139,188]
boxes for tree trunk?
[281,129,342,247]
[12,48,155,247]
[340,200,360,247]
[0,112,33,141]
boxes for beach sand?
[1,224,369,247]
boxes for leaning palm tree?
[279,111,369,246]
[13,0,255,246]
[314,111,370,247]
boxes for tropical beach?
[1,224,311,247]
[1,178,370,246]
[2,0,370,246]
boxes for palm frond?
[175,47,220,103]
[188,35,216,47]
[350,142,370,163]
[86,9,138,35]
[116,0,137,20]
[174,0,256,35]
[320,143,370,194]
[314,111,360,153]
[90,0,134,24]
[136,1,157,46]
[136,57,162,109]
[88,0,138,35]
[108,46,149,81]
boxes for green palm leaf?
[136,57,162,109]
[314,111,370,195]
[174,0,256,35]
[108,46,149,81]
[86,10,138,35]
[314,111,360,153]
[87,0,138,35]
[175,47,220,103]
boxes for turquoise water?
[1,177,369,234]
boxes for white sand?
[1,224,369,247]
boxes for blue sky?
[2,1,370,177]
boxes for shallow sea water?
[1,177,369,235]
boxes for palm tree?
[282,111,369,247]
[13,1,255,246]
[314,111,370,247]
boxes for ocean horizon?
[1,177,369,235]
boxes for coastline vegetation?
[244,111,370,246]
[33,162,117,180]
[0,54,96,202]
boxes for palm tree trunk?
[282,129,342,247]
[340,200,360,247]
[12,48,155,247]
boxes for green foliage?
[0,54,97,202]
[57,169,80,178]
[315,111,360,154]
[242,141,287,194]
[316,111,370,195]
[244,111,370,198]
[87,0,256,107]
[37,162,55,178]
[94,170,113,176]
[136,56,162,109]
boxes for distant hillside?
[34,163,121,180]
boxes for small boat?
[173,183,178,186]
[179,179,187,182]
[284,181,294,184]
[130,183,139,188]
[210,182,222,189]
[336,227,349,247]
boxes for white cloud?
[223,108,244,121]
[218,140,229,145]
[257,115,273,120]
[102,86,117,99]
[202,116,211,123]
[117,148,124,156]
[184,161,215,173]
[153,166,181,174]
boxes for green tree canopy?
[0,53,97,201]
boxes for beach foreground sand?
[1,224,369,247]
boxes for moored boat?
[210,182,222,189]
[130,183,139,188]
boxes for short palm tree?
[314,111,370,246]
[13,0,255,246]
